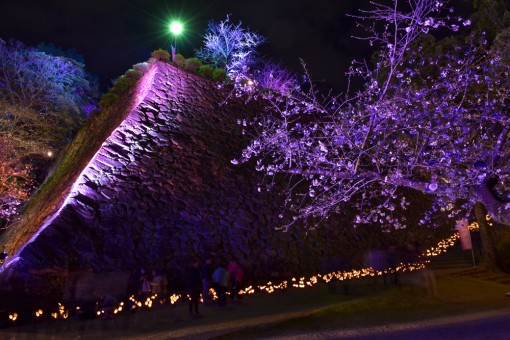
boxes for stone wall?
[1,61,358,295]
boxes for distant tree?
[232,0,510,237]
[195,15,266,76]
[0,39,100,224]
[0,38,99,118]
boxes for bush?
[496,232,510,273]
[184,58,203,73]
[110,76,135,95]
[212,68,227,81]
[108,69,142,96]
[173,54,185,68]
[124,69,143,80]
[98,93,119,109]
[98,67,143,110]
[198,65,215,79]
[132,62,148,74]
[151,48,170,61]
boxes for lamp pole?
[169,21,183,62]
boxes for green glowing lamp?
[169,21,184,61]
[169,21,183,35]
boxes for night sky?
[0,0,472,92]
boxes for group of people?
[133,257,245,318]
[364,242,437,295]
[188,257,245,317]
[138,268,168,297]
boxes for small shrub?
[109,69,142,96]
[98,67,143,110]
[198,65,214,79]
[212,68,227,81]
[151,48,170,61]
[132,62,148,74]
[124,69,143,80]
[98,93,119,109]
[110,76,135,95]
[184,58,202,73]
[173,54,185,68]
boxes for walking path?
[2,300,509,340]
[269,309,510,340]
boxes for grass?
[210,270,510,339]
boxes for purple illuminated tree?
[0,38,98,117]
[233,0,510,234]
[195,15,266,76]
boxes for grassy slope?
[0,62,155,257]
[210,271,510,339]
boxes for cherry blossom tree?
[252,61,299,95]
[232,0,510,233]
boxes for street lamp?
[169,21,183,62]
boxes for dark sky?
[0,0,471,92]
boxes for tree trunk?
[473,202,500,271]
[472,179,510,227]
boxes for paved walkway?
[270,309,510,339]
[1,295,510,340]
[0,295,331,339]
[0,304,313,339]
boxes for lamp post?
[169,21,183,62]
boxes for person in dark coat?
[201,257,214,305]
[188,259,202,317]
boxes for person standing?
[139,268,152,299]
[202,257,214,305]
[150,270,163,295]
[188,259,202,317]
[212,262,229,307]
[227,259,244,302]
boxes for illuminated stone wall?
[3,61,358,292]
